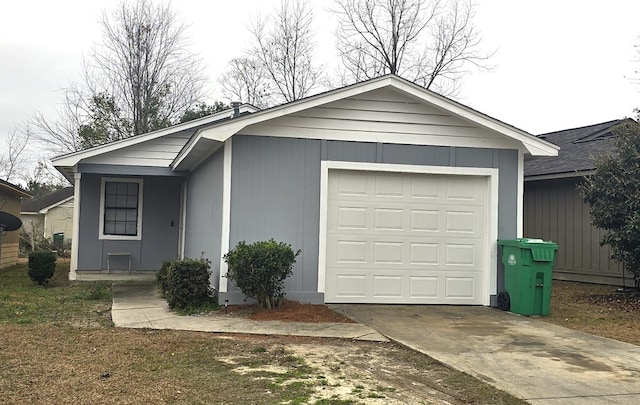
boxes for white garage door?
[325,170,488,304]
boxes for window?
[99,178,143,240]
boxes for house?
[52,75,558,306]
[0,179,31,268]
[21,187,75,249]
[524,119,631,286]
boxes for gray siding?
[184,148,224,287]
[225,135,519,304]
[524,178,626,285]
[76,172,183,272]
[227,136,322,303]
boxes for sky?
[1,0,640,165]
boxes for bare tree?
[31,0,207,153]
[88,0,206,135]
[334,0,492,95]
[249,0,321,104]
[219,57,273,108]
[0,126,32,182]
[31,87,86,155]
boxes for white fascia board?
[175,75,559,169]
[37,196,74,214]
[173,77,408,169]
[52,105,259,169]
[199,77,399,142]
[524,171,591,181]
[210,75,557,156]
[390,79,560,157]
[171,124,244,170]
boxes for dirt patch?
[0,326,523,404]
[212,299,356,323]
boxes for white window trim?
[99,177,144,240]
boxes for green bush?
[224,239,301,309]
[27,250,57,285]
[163,258,214,311]
[155,260,172,295]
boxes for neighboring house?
[52,75,558,306]
[524,119,631,286]
[21,187,75,249]
[0,179,31,268]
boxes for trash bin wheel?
[497,291,510,311]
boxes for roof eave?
[177,75,559,162]
[52,104,260,172]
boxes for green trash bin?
[497,238,558,316]
[53,232,64,248]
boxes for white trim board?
[69,173,81,281]
[517,150,524,238]
[218,138,233,293]
[317,161,499,306]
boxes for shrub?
[224,239,301,309]
[163,258,214,311]
[155,260,172,295]
[28,250,57,285]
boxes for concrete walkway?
[330,304,640,405]
[111,282,387,342]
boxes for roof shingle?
[524,119,627,178]
[21,187,74,213]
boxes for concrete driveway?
[330,304,640,404]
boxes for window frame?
[98,177,144,240]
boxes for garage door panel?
[445,276,477,299]
[374,208,404,230]
[328,270,483,302]
[409,276,439,298]
[410,242,439,264]
[410,176,443,199]
[374,173,404,197]
[445,243,479,266]
[373,241,403,264]
[446,176,486,201]
[334,172,369,196]
[333,274,368,298]
[328,237,484,270]
[410,209,440,232]
[326,170,487,304]
[445,208,485,235]
[372,275,403,297]
[329,204,485,236]
[335,240,367,263]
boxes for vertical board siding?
[228,135,519,302]
[524,178,624,285]
[76,172,182,272]
[229,136,322,298]
[184,149,224,285]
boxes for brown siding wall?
[524,177,630,286]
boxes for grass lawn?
[0,261,526,404]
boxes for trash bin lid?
[498,238,558,261]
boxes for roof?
[173,75,558,170]
[0,179,31,198]
[52,104,259,181]
[21,187,74,213]
[525,119,628,180]
[53,74,559,176]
